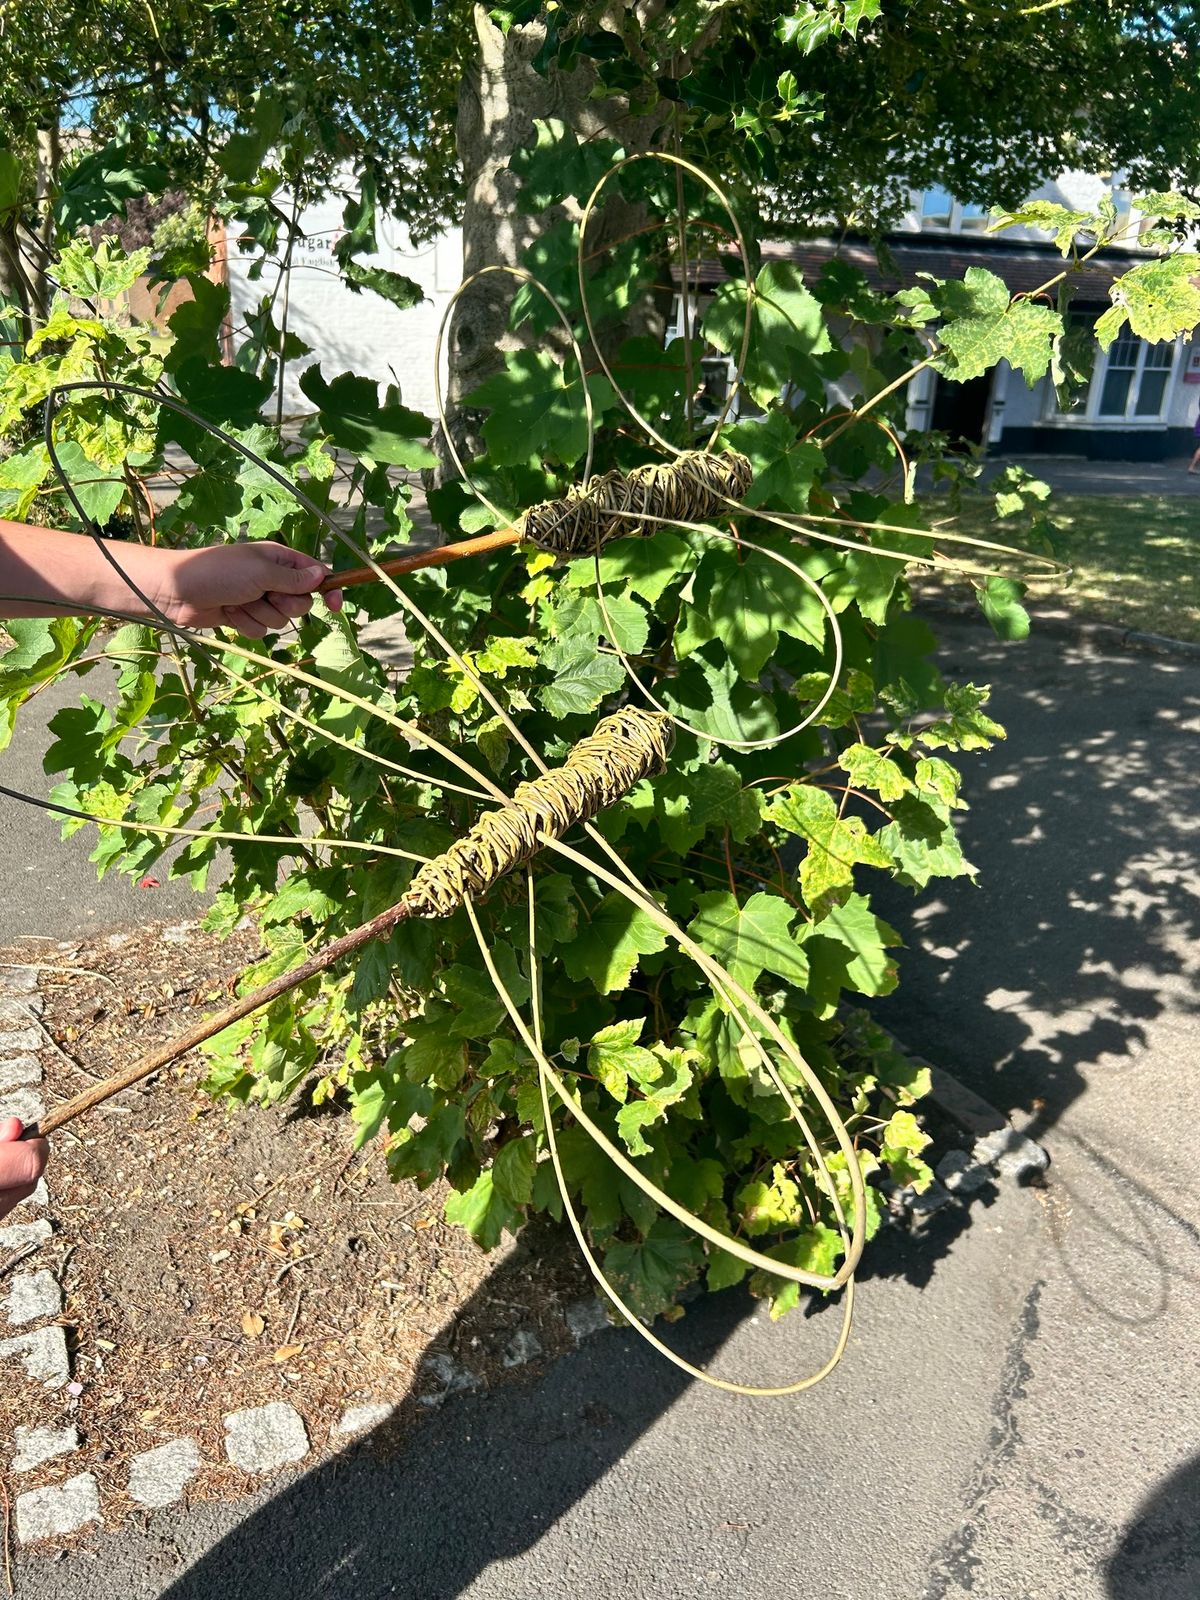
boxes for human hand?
[0,1116,47,1223]
[135,541,344,639]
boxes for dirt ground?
[0,921,591,1532]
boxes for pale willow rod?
[26,708,675,1138]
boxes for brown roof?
[687,234,1131,304]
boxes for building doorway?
[930,372,992,445]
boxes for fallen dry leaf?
[273,1343,305,1363]
[241,1311,265,1339]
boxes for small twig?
[0,1472,13,1599]
[0,962,120,993]
[273,1253,315,1286]
[284,1288,303,1346]
[14,1005,107,1082]
[0,1242,39,1278]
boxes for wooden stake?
[25,896,415,1139]
[320,525,521,594]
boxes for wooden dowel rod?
[25,896,415,1140]
[321,526,521,594]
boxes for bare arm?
[0,521,342,639]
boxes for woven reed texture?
[519,449,753,556]
[400,708,675,917]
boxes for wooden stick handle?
[320,526,520,594]
[25,897,415,1139]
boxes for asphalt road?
[5,617,1199,1598]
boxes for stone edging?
[918,596,1200,662]
[0,953,604,1549]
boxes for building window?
[918,187,989,234]
[1096,333,1175,420]
[920,186,953,228]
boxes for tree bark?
[445,4,664,456]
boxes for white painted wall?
[227,185,463,422]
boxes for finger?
[0,1115,22,1144]
[255,544,331,595]
[0,1136,47,1188]
[222,606,270,639]
[324,588,344,612]
[240,597,295,633]
[263,590,316,621]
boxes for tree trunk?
[444,5,663,459]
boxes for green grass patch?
[931,493,1200,643]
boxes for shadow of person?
[156,1249,748,1600]
[1106,1451,1200,1599]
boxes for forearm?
[0,520,338,638]
[0,521,166,620]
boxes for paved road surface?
[4,618,1199,1598]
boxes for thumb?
[256,544,330,596]
[0,1116,23,1143]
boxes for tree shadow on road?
[153,1237,749,1600]
[872,618,1200,1147]
[1106,1450,1200,1600]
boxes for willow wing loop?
[520,449,753,557]
[400,708,674,917]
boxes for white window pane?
[1107,332,1140,370]
[921,186,953,223]
[1134,370,1169,415]
[1099,367,1134,414]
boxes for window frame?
[1041,331,1182,428]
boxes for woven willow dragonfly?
[0,154,1062,1394]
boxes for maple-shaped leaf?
[687,889,810,992]
[445,1169,521,1251]
[837,742,913,803]
[934,268,1061,386]
[812,892,900,997]
[1095,253,1200,349]
[615,1049,696,1157]
[686,539,832,679]
[562,892,669,993]
[586,1017,661,1104]
[719,409,824,510]
[466,350,613,467]
[703,261,833,407]
[766,784,891,909]
[604,1219,704,1322]
[536,637,625,717]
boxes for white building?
[228,171,1198,461]
[225,189,464,421]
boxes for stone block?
[128,1438,202,1508]
[0,966,38,996]
[502,1328,543,1368]
[0,1218,52,1253]
[12,1422,80,1473]
[0,1087,46,1125]
[223,1402,309,1473]
[0,1028,42,1055]
[0,1054,42,1089]
[15,1473,100,1544]
[935,1149,992,1194]
[332,1402,394,1438]
[973,1127,1050,1181]
[4,1268,62,1326]
[565,1297,611,1343]
[0,1323,70,1388]
[0,994,42,1024]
